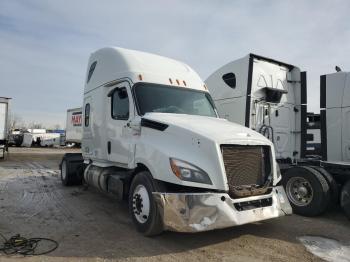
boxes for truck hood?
[142,113,271,146]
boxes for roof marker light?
[138,74,143,81]
[183,80,187,86]
[169,78,173,84]
[176,79,180,85]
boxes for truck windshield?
[134,83,217,117]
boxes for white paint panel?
[205,55,249,101]
[0,103,7,140]
[342,108,350,161]
[343,73,350,107]
[326,108,342,162]
[325,72,346,109]
[215,97,246,126]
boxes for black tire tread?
[340,180,350,220]
[312,166,339,205]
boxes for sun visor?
[261,87,288,103]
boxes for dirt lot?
[0,148,349,261]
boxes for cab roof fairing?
[84,47,207,93]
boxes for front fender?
[134,128,226,190]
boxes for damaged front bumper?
[153,186,292,232]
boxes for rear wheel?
[340,180,350,219]
[312,166,339,205]
[60,158,83,186]
[282,166,331,216]
[129,171,163,236]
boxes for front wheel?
[129,171,163,236]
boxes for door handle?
[107,141,111,154]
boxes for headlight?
[169,158,212,185]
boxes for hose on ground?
[0,232,58,256]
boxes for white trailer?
[60,47,291,236]
[65,107,82,145]
[0,97,11,159]
[320,71,350,218]
[205,54,344,217]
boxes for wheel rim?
[286,176,314,206]
[132,185,150,224]
[61,161,67,181]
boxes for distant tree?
[28,122,44,129]
[8,113,24,130]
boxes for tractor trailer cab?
[205,54,306,162]
[60,47,291,236]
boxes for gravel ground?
[0,147,349,262]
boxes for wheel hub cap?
[286,177,314,207]
[297,185,308,197]
[132,185,150,224]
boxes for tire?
[340,180,350,220]
[129,171,163,236]
[312,166,339,205]
[281,166,331,216]
[60,158,82,186]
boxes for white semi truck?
[0,97,11,159]
[65,107,82,146]
[205,54,350,218]
[60,47,291,236]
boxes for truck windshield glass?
[134,84,217,117]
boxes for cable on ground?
[0,232,58,256]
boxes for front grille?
[221,145,271,198]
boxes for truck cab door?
[106,83,134,167]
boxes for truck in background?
[8,129,24,147]
[205,54,350,219]
[0,97,11,159]
[21,129,63,147]
[65,107,82,147]
[60,47,291,236]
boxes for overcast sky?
[1,0,349,128]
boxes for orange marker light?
[183,80,187,86]
[138,74,143,81]
[170,159,181,179]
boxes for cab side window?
[111,88,129,120]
